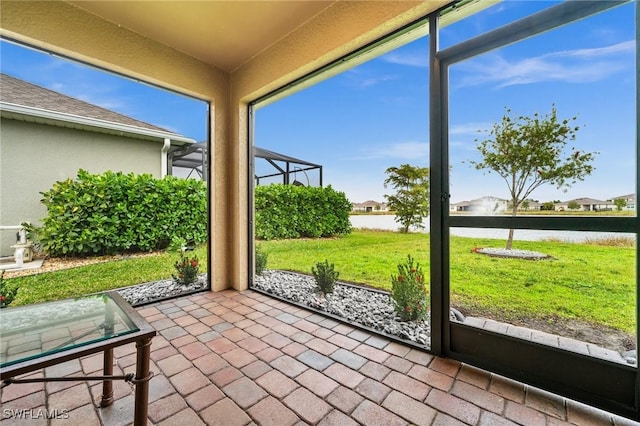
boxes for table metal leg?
[133,337,152,426]
[100,347,114,407]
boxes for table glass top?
[0,293,139,368]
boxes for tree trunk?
[506,228,514,250]
[505,202,518,250]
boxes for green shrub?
[172,253,200,285]
[391,255,428,321]
[37,169,207,256]
[255,184,352,240]
[255,245,268,275]
[312,259,339,294]
[541,202,555,211]
[0,271,18,308]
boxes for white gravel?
[118,274,207,306]
[476,247,551,259]
[251,270,452,348]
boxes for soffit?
[66,1,337,73]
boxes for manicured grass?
[4,231,635,335]
[259,230,636,334]
[448,237,635,334]
[453,210,636,216]
[6,245,207,306]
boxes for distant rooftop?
[612,193,636,200]
[559,197,610,205]
[0,72,169,133]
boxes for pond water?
[349,214,635,243]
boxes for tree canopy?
[469,105,596,249]
[384,164,430,233]
[613,198,627,211]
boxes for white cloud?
[449,122,492,136]
[48,82,129,112]
[455,40,634,88]
[448,122,494,155]
[556,40,634,59]
[359,75,396,87]
[352,141,429,162]
[343,68,397,88]
[9,52,137,116]
[381,51,428,68]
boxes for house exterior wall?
[624,197,636,210]
[0,118,162,256]
[0,0,446,291]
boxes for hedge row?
[37,170,207,256]
[255,184,352,240]
[35,171,350,256]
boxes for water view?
[349,214,634,242]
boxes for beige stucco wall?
[0,118,164,256]
[0,0,446,291]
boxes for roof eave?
[0,101,196,145]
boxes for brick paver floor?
[1,289,638,425]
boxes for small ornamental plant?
[255,245,268,276]
[312,259,339,295]
[172,253,200,285]
[391,255,429,321]
[0,271,18,308]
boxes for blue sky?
[1,1,635,204]
[0,42,210,141]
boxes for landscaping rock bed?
[118,274,207,306]
[252,270,442,348]
[475,247,551,260]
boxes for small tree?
[391,255,428,321]
[541,202,555,211]
[312,260,339,294]
[469,106,596,249]
[567,200,580,210]
[613,198,627,211]
[255,245,268,276]
[172,253,200,285]
[383,164,430,233]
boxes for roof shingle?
[0,73,170,133]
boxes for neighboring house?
[469,196,508,214]
[555,197,614,212]
[610,193,636,211]
[351,200,388,212]
[0,73,195,257]
[450,200,472,212]
[515,199,543,211]
[450,196,508,214]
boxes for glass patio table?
[0,292,156,425]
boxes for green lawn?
[6,245,208,306]
[259,230,636,334]
[4,230,636,335]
